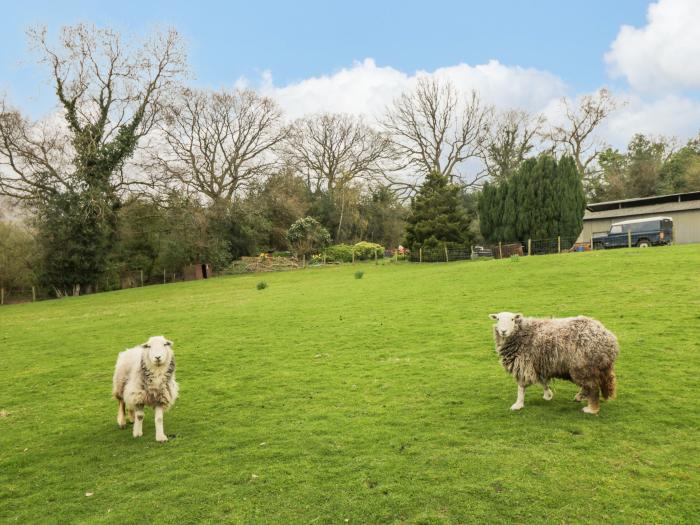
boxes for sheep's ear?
[489,313,498,320]
[142,343,151,349]
[514,313,523,323]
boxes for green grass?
[1,246,699,524]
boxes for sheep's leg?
[132,405,144,438]
[127,409,134,423]
[582,388,600,415]
[154,405,168,443]
[574,388,587,402]
[117,400,126,429]
[510,384,526,410]
[542,382,553,401]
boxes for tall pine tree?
[405,171,473,250]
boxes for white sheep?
[112,336,179,442]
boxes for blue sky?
[1,1,648,109]
[2,0,699,145]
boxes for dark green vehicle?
[595,216,674,249]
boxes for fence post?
[419,248,422,263]
[444,244,449,263]
[558,236,561,254]
[140,270,144,287]
[627,230,632,248]
[302,254,306,268]
[591,233,595,251]
[1,287,4,305]
[163,269,166,284]
[527,238,532,256]
[352,250,355,264]
[323,254,327,265]
[32,286,36,302]
[394,249,398,263]
[375,249,378,265]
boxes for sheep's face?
[142,336,173,367]
[489,312,523,338]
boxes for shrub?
[257,281,268,290]
[354,270,364,279]
[286,217,331,257]
[353,241,384,260]
[323,243,355,263]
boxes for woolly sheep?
[489,312,619,415]
[112,336,179,442]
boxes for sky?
[1,0,700,148]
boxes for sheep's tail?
[600,367,616,400]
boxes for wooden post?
[32,286,36,302]
[374,249,378,265]
[627,230,632,248]
[557,236,561,254]
[498,241,503,259]
[394,249,398,263]
[140,270,144,287]
[163,269,166,284]
[527,238,532,256]
[172,273,176,283]
[444,244,449,263]
[1,287,4,305]
[591,233,595,251]
[419,248,422,263]
[323,254,327,265]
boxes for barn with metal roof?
[577,191,700,245]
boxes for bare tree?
[382,77,491,193]
[544,88,617,181]
[282,113,392,240]
[150,88,286,202]
[0,24,186,201]
[283,113,391,195]
[482,109,545,183]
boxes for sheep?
[489,312,619,415]
[112,336,179,442]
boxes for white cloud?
[255,58,568,122]
[605,0,700,93]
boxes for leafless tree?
[544,88,617,181]
[282,113,392,240]
[382,77,491,193]
[149,88,287,203]
[283,113,391,195]
[482,109,545,183]
[0,23,186,201]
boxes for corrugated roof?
[587,191,700,212]
[584,199,700,221]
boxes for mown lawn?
[1,246,699,524]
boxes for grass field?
[1,246,699,524]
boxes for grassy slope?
[1,246,699,524]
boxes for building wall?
[577,209,700,245]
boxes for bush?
[257,281,268,290]
[323,243,355,263]
[354,270,364,279]
[353,241,384,260]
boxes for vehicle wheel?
[593,242,604,250]
[637,239,651,248]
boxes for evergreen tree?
[405,171,473,250]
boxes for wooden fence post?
[1,287,4,305]
[394,249,398,263]
[352,250,355,264]
[140,270,144,287]
[528,238,532,256]
[498,241,503,259]
[591,233,595,251]
[557,236,561,254]
[444,244,449,263]
[375,249,378,265]
[627,230,632,248]
[32,286,36,302]
[302,254,306,268]
[419,248,422,263]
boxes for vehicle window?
[610,225,622,234]
[631,221,658,233]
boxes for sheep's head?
[142,336,173,367]
[489,312,523,338]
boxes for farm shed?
[183,263,212,280]
[577,191,700,245]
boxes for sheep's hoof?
[133,431,143,438]
[156,435,168,443]
[582,406,599,415]
[510,402,524,411]
[543,390,554,401]
[118,423,126,430]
